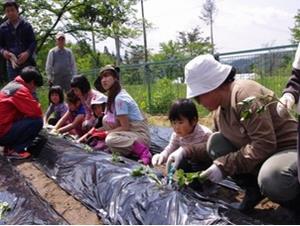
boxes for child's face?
[171,117,197,137]
[92,104,104,117]
[50,93,60,105]
[72,87,83,98]
[68,101,80,112]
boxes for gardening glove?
[293,43,300,70]
[200,164,223,183]
[166,147,185,172]
[151,150,168,166]
[276,93,295,118]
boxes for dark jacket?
[0,17,36,66]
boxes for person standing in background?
[46,31,77,92]
[0,0,37,81]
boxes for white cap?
[184,54,232,98]
[91,94,107,105]
[55,31,65,39]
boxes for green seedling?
[175,169,207,189]
[111,151,122,162]
[0,202,10,220]
[131,166,162,186]
[237,94,294,121]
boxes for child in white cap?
[77,94,108,150]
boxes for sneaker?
[6,150,31,160]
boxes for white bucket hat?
[185,54,232,98]
[91,94,107,105]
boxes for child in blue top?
[44,85,68,126]
[53,89,86,137]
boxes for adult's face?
[100,72,117,91]
[56,37,65,49]
[194,89,222,111]
[5,5,18,24]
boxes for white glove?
[293,43,300,70]
[9,53,18,69]
[276,93,295,117]
[151,151,168,166]
[166,147,185,171]
[200,164,223,183]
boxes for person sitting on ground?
[44,85,68,126]
[0,66,43,159]
[184,54,299,213]
[77,94,108,150]
[94,65,152,165]
[152,98,212,174]
[71,74,106,133]
[52,89,85,137]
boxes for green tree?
[291,9,300,42]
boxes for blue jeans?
[0,118,43,152]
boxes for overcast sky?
[99,0,299,54]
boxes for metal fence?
[82,44,298,114]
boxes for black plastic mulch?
[0,156,68,225]
[31,128,261,225]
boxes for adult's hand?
[17,51,29,65]
[276,93,295,118]
[200,164,223,183]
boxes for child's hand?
[151,151,168,166]
[165,147,185,172]
[49,128,59,135]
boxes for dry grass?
[147,114,214,128]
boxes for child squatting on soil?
[44,85,68,126]
[52,89,86,137]
[77,94,108,150]
[94,65,152,165]
[152,99,212,173]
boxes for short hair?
[20,66,43,87]
[3,0,18,11]
[66,89,80,104]
[222,66,236,84]
[168,98,198,123]
[48,85,64,104]
[70,75,91,95]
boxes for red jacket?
[0,76,42,137]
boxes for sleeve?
[115,97,129,116]
[184,133,211,162]
[214,103,277,176]
[45,104,54,120]
[69,49,77,76]
[25,23,36,56]
[283,68,300,103]
[162,132,180,156]
[0,26,6,56]
[13,88,42,118]
[45,50,54,80]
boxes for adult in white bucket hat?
[184,54,299,213]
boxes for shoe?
[5,150,31,160]
[132,141,152,165]
[238,185,264,213]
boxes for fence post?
[145,63,152,113]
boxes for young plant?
[0,202,10,220]
[131,166,162,186]
[111,151,122,163]
[237,94,294,121]
[174,169,207,189]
